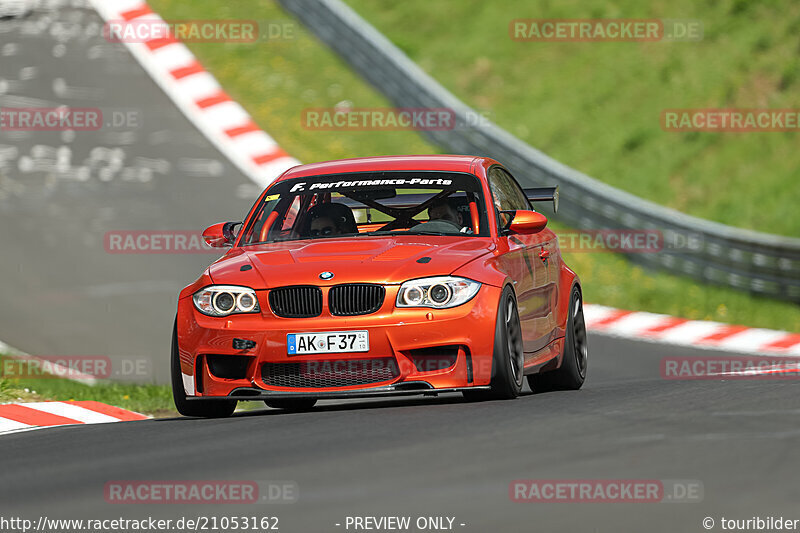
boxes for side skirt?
[522,337,565,375]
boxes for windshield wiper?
[401,230,457,236]
[355,230,459,237]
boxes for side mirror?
[508,210,547,234]
[203,222,240,248]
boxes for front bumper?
[176,284,501,398]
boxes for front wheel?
[528,286,588,392]
[171,323,237,418]
[463,286,524,401]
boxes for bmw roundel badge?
[319,271,334,280]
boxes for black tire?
[171,322,237,418]
[528,286,588,392]
[463,286,524,401]
[264,398,318,411]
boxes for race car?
[172,155,588,417]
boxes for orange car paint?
[176,155,578,398]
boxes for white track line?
[0,417,32,433]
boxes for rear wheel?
[171,323,237,418]
[463,286,524,401]
[528,286,588,392]
[264,398,318,411]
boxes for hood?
[208,236,494,288]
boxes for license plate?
[287,331,369,355]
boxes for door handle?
[539,249,550,262]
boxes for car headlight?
[193,285,260,317]
[396,276,481,309]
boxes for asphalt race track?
[0,1,258,382]
[3,334,798,532]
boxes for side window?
[488,167,529,211]
[488,167,530,228]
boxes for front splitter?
[187,385,491,401]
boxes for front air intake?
[329,284,385,316]
[206,354,252,380]
[262,358,399,388]
[268,286,323,318]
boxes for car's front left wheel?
[171,322,237,418]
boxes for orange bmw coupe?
[172,155,587,417]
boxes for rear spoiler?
[525,186,559,213]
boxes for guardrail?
[278,0,800,302]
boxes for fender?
[557,263,580,329]
[178,270,215,301]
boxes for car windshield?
[240,172,490,245]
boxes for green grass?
[0,355,173,416]
[346,0,800,237]
[0,378,36,403]
[146,0,799,332]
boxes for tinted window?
[488,167,531,229]
[488,167,530,211]
[239,172,491,244]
